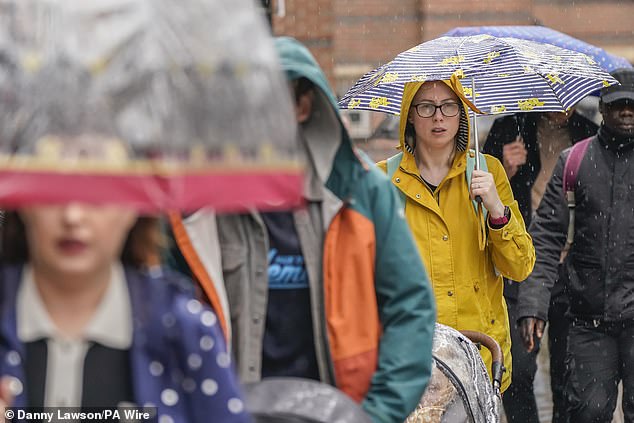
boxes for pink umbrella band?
[0,169,304,214]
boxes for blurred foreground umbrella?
[0,0,301,213]
[339,35,618,117]
[444,26,632,72]
[244,378,372,423]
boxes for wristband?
[489,206,510,227]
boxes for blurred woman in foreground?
[0,204,252,423]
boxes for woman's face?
[408,81,461,150]
[20,204,137,278]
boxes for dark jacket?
[483,112,598,301]
[0,265,252,423]
[518,129,634,322]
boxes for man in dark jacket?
[518,67,634,422]
[484,110,597,423]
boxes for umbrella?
[244,378,372,423]
[443,26,631,72]
[339,35,617,118]
[0,0,302,213]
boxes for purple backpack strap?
[560,137,592,262]
[563,137,592,194]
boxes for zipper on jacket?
[602,150,616,321]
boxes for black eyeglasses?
[411,102,461,118]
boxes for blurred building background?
[261,0,633,160]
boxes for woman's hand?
[470,169,505,218]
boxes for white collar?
[17,263,133,349]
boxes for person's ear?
[296,90,314,124]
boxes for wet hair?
[0,212,162,268]
[404,120,417,154]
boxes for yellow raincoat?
[378,79,535,391]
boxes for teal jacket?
[168,37,436,423]
[278,36,436,423]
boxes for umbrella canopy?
[0,0,302,213]
[244,378,372,423]
[339,35,618,117]
[444,26,632,72]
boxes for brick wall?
[269,0,634,157]
[420,0,536,40]
[271,0,634,94]
[272,0,336,87]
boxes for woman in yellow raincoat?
[378,78,535,391]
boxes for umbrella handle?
[471,78,482,204]
[471,78,480,170]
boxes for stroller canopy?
[408,323,501,423]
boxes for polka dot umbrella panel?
[0,0,302,213]
[339,35,618,117]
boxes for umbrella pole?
[471,78,480,171]
[471,78,484,207]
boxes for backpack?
[386,149,489,219]
[559,137,592,262]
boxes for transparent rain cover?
[245,378,372,423]
[0,0,301,212]
[406,324,500,423]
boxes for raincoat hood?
[275,37,352,194]
[275,37,340,113]
[398,76,481,156]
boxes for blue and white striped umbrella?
[339,35,618,116]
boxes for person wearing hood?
[517,68,634,422]
[378,78,535,392]
[167,37,436,423]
